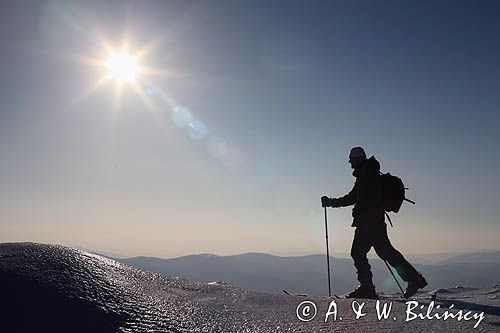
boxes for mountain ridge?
[114,251,500,296]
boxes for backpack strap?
[384,212,394,228]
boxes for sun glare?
[76,36,172,110]
[105,52,139,84]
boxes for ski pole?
[324,206,332,297]
[383,260,405,295]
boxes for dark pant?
[350,225,420,286]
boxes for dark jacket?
[336,156,385,228]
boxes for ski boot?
[346,284,379,299]
[404,274,428,298]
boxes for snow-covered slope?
[0,243,499,332]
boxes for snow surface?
[0,243,499,332]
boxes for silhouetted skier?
[322,147,427,299]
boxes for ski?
[334,294,379,300]
[283,290,435,300]
[378,292,437,301]
[282,289,308,297]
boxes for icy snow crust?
[1,243,499,332]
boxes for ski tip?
[283,289,309,297]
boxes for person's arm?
[322,180,358,208]
[334,180,358,207]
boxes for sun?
[74,36,177,111]
[105,52,139,84]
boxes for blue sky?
[0,0,499,257]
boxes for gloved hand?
[321,196,340,208]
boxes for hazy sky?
[1,0,499,258]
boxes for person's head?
[348,147,366,169]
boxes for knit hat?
[349,147,366,160]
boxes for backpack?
[380,172,415,225]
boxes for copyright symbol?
[296,300,317,322]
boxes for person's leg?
[372,225,421,282]
[350,228,374,286]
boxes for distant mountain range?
[435,251,500,265]
[110,251,500,296]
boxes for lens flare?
[171,106,193,128]
[187,120,207,141]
